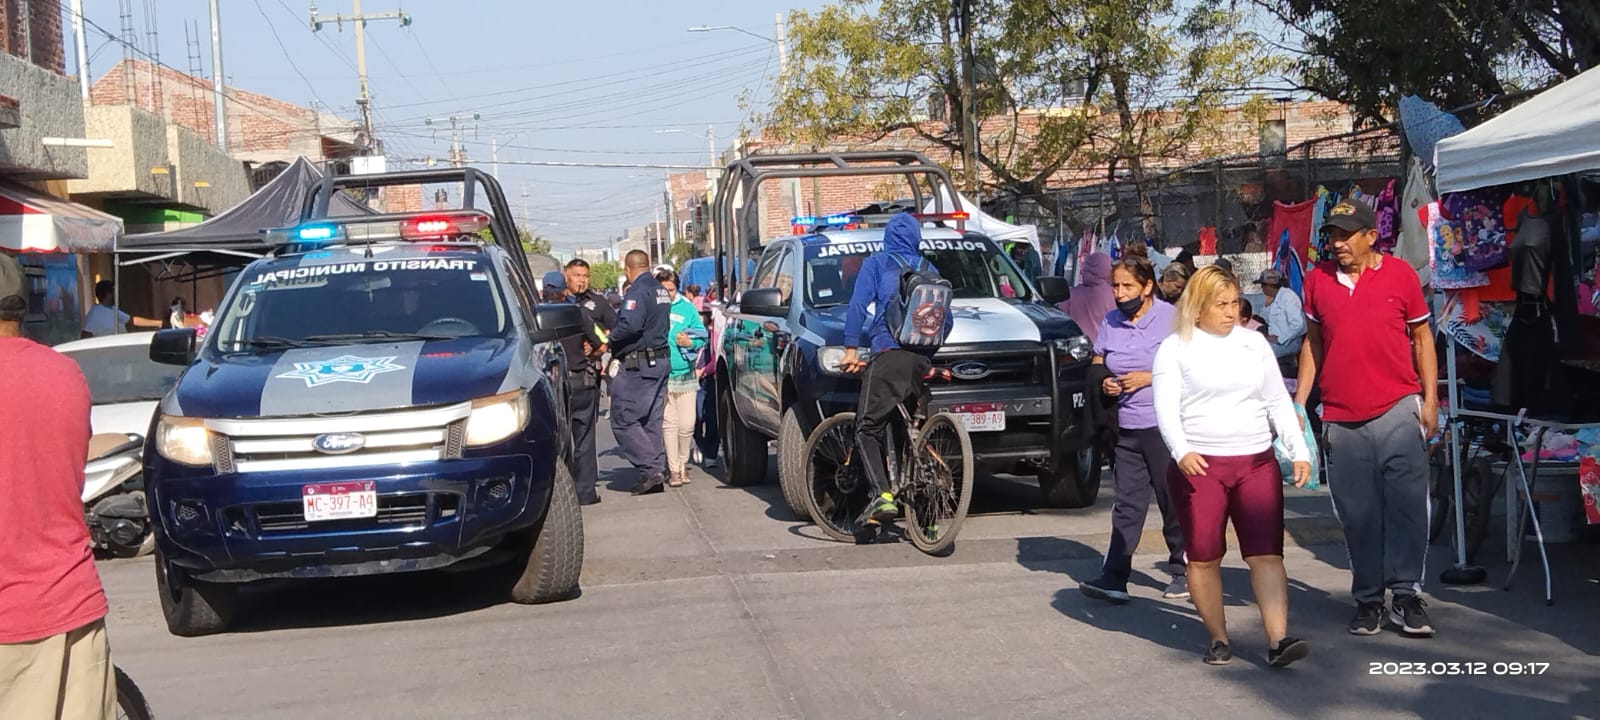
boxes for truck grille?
[248,493,459,534]
[932,342,1047,385]
[206,402,474,474]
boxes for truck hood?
[804,297,1078,346]
[166,338,516,419]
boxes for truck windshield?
[210,255,510,351]
[803,238,1033,307]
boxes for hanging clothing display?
[1442,187,1513,272]
[1266,199,1316,269]
[1492,209,1569,414]
[1197,226,1217,256]
[1426,201,1490,289]
[1444,296,1512,362]
[1396,158,1435,286]
[1374,180,1399,255]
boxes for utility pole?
[208,0,227,151]
[705,124,716,167]
[774,13,788,79]
[70,0,90,100]
[310,1,413,155]
[665,174,676,252]
[491,134,500,178]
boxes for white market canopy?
[1434,65,1600,194]
[922,189,1041,253]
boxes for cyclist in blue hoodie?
[840,212,950,527]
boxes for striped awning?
[0,181,121,253]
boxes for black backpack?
[883,255,953,349]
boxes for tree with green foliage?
[1257,0,1599,122]
[586,260,624,291]
[769,0,1281,229]
[518,228,552,256]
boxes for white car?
[55,332,183,437]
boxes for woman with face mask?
[1152,266,1311,667]
[655,269,707,488]
[1080,255,1189,604]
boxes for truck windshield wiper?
[302,331,453,343]
[225,335,319,351]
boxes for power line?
[252,0,329,109]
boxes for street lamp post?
[689,17,800,218]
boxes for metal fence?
[987,126,1404,271]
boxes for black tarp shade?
[118,157,372,262]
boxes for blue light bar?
[790,213,857,227]
[297,225,336,241]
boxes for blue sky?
[72,0,824,249]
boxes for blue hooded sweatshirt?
[843,213,947,354]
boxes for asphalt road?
[101,426,1600,720]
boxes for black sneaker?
[579,495,602,506]
[1162,576,1190,600]
[1203,641,1232,666]
[1390,595,1435,637]
[630,473,666,495]
[1349,602,1384,636]
[1268,637,1309,668]
[1079,575,1131,604]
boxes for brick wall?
[382,185,423,213]
[1,0,64,74]
[91,59,343,157]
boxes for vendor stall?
[1428,66,1600,602]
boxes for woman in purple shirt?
[1079,255,1188,603]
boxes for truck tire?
[510,463,585,604]
[777,408,811,520]
[719,380,769,487]
[1037,445,1103,509]
[155,546,237,637]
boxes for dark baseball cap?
[1256,269,1286,287]
[542,270,567,291]
[0,253,26,313]
[1321,200,1377,233]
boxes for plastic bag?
[1274,404,1320,490]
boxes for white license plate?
[302,481,378,522]
[951,402,1006,432]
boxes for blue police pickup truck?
[143,168,589,636]
[717,216,1104,517]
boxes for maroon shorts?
[1166,450,1284,562]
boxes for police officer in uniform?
[608,250,672,495]
[542,271,606,506]
[565,258,617,420]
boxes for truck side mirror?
[150,328,198,366]
[530,303,585,344]
[1037,276,1071,305]
[739,287,788,317]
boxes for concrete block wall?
[0,52,86,179]
[166,124,249,211]
[68,105,169,197]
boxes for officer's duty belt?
[620,346,669,370]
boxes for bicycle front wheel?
[903,412,974,556]
[115,666,153,720]
[802,412,873,543]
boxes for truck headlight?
[1052,336,1093,364]
[466,390,530,447]
[817,346,870,376]
[156,416,213,466]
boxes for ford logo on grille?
[313,433,366,455]
[950,361,991,381]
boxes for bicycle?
[116,665,154,720]
[1427,412,1512,564]
[801,367,973,555]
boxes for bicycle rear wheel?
[802,413,873,543]
[115,666,153,720]
[903,412,973,556]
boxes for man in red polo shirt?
[1295,200,1439,639]
[0,254,115,719]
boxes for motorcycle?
[83,433,154,558]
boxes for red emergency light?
[400,212,490,240]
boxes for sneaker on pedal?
[1390,595,1435,637]
[1079,575,1131,604]
[1349,601,1385,636]
[857,492,899,526]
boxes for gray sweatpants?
[1325,395,1430,605]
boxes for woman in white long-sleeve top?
[1151,266,1313,668]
